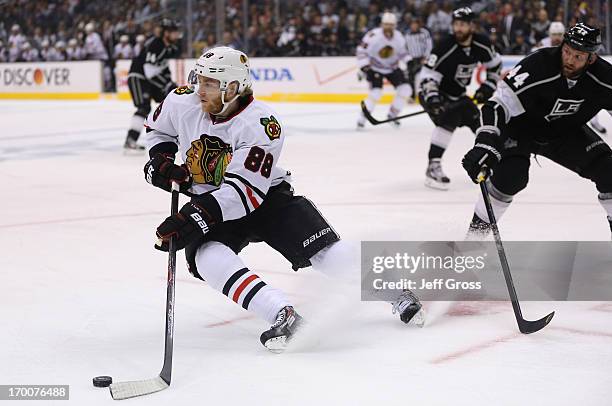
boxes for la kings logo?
[454,63,477,86]
[544,98,584,122]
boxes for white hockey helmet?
[549,22,565,35]
[381,12,397,26]
[56,41,66,49]
[120,34,129,43]
[191,46,251,93]
[41,39,49,48]
[136,34,145,43]
[85,22,95,33]
[68,38,77,47]
[190,46,252,115]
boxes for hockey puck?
[93,376,113,388]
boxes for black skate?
[425,158,450,190]
[123,136,145,152]
[260,306,304,353]
[467,213,492,238]
[391,290,425,326]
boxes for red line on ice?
[549,326,612,338]
[430,333,521,364]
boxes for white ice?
[1,99,611,405]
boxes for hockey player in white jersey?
[142,47,424,352]
[356,12,413,129]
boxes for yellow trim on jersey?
[0,92,100,100]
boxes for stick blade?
[109,376,169,400]
[518,311,555,334]
[360,100,380,125]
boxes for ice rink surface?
[1,99,611,405]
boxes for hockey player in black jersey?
[462,23,612,237]
[418,7,501,189]
[124,18,181,150]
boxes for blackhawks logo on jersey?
[186,135,233,186]
[173,85,194,95]
[260,115,281,140]
[378,45,394,59]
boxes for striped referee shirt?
[405,28,433,59]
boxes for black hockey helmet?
[563,23,601,53]
[160,18,179,32]
[452,7,475,22]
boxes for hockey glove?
[144,153,192,193]
[422,92,446,118]
[155,202,213,251]
[473,85,494,104]
[461,131,503,183]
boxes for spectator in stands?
[221,31,242,50]
[39,39,52,61]
[84,22,108,61]
[510,29,531,54]
[133,34,146,57]
[427,2,452,34]
[20,42,39,62]
[66,38,84,60]
[8,24,26,51]
[114,35,133,59]
[531,8,550,43]
[0,40,7,62]
[49,41,68,61]
[488,28,504,53]
[500,2,524,50]
[84,22,111,91]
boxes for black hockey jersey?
[129,36,180,89]
[420,33,501,99]
[478,46,612,141]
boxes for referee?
[404,18,433,96]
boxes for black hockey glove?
[361,65,382,83]
[462,131,503,183]
[473,85,494,104]
[155,202,213,251]
[422,93,446,118]
[144,153,192,193]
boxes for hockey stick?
[360,100,427,125]
[478,172,555,334]
[360,98,476,126]
[109,182,180,400]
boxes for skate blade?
[424,178,450,190]
[264,336,288,354]
[123,147,146,156]
[410,309,426,327]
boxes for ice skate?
[425,158,450,190]
[123,136,145,153]
[260,306,304,353]
[391,290,425,327]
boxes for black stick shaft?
[160,183,179,384]
[479,180,525,322]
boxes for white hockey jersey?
[356,27,410,74]
[143,86,289,222]
[85,32,108,60]
[114,43,133,59]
